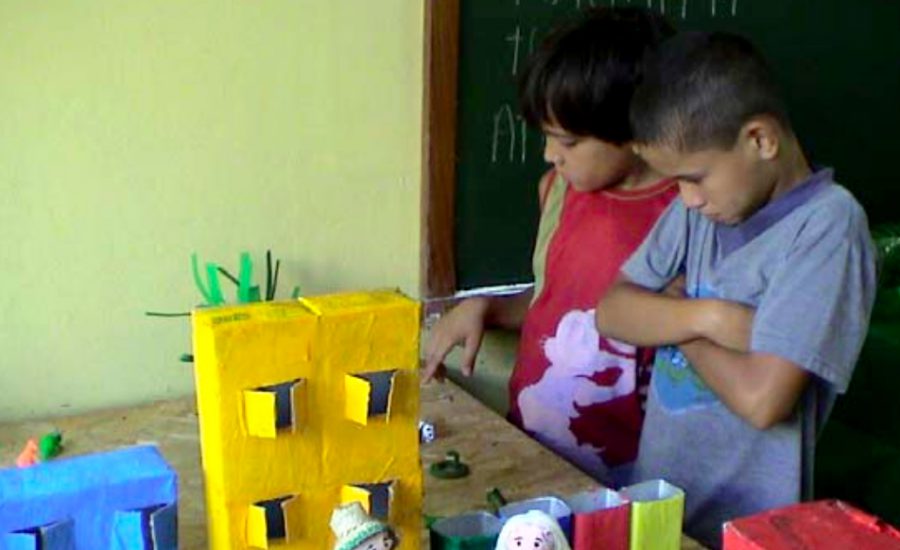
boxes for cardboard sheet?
[0,445,177,550]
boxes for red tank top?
[508,171,677,483]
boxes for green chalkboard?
[454,0,900,289]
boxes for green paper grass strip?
[238,252,253,303]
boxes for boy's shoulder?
[742,179,872,267]
[537,169,567,212]
[808,179,864,211]
[790,181,869,236]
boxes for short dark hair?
[518,7,674,145]
[630,31,792,151]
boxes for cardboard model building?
[192,290,422,549]
[723,499,900,550]
[0,445,177,549]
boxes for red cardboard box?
[723,500,900,549]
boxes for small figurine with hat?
[330,501,398,550]
[495,509,570,550]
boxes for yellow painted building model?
[192,290,422,549]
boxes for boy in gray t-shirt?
[595,32,877,548]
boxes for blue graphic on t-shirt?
[652,284,721,413]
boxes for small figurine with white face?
[354,530,395,550]
[330,502,398,550]
[496,510,571,550]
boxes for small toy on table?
[418,419,437,444]
[429,450,470,479]
[15,430,63,468]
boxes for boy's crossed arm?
[596,277,752,351]
[597,277,809,429]
[679,338,809,430]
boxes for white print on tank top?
[518,309,635,477]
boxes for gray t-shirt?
[621,169,877,549]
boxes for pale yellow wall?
[0,1,424,421]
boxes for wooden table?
[0,381,703,548]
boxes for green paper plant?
[146,250,300,361]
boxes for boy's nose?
[543,143,563,167]
[679,182,706,209]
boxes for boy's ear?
[740,117,779,161]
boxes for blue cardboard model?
[0,445,177,550]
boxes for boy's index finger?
[422,344,449,382]
[432,364,447,383]
[420,357,446,384]
[421,355,437,382]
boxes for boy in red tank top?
[424,7,677,486]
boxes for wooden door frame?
[421,0,460,300]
